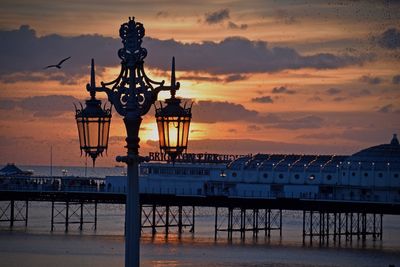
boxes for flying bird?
[43,56,71,69]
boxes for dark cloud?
[179,75,222,83]
[1,95,80,117]
[359,75,382,85]
[393,75,400,85]
[341,129,396,144]
[204,9,230,24]
[377,28,400,50]
[193,100,324,129]
[144,36,373,75]
[377,104,394,113]
[193,101,258,123]
[326,87,341,95]
[0,71,84,85]
[298,128,394,144]
[224,74,249,83]
[333,97,346,102]
[324,88,371,102]
[264,114,324,130]
[179,73,248,83]
[271,86,296,94]
[0,25,120,82]
[0,99,17,110]
[228,22,248,30]
[251,96,274,103]
[275,9,298,25]
[247,125,262,131]
[156,11,169,18]
[0,25,374,81]
[307,96,322,102]
[146,138,348,155]
[350,89,371,97]
[297,133,338,140]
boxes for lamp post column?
[120,113,142,267]
[75,17,192,267]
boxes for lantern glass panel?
[157,119,166,148]
[77,118,85,148]
[182,118,190,147]
[87,118,100,149]
[101,119,110,148]
[168,117,179,149]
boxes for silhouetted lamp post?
[75,17,192,267]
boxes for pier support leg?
[228,207,232,239]
[51,201,54,232]
[10,200,14,228]
[94,201,97,230]
[241,208,245,239]
[333,213,337,243]
[178,206,183,234]
[362,213,366,241]
[357,213,360,240]
[350,213,353,242]
[380,214,383,241]
[373,213,376,240]
[279,209,282,237]
[319,212,322,243]
[25,200,28,227]
[191,206,195,234]
[310,210,313,243]
[80,202,83,231]
[345,215,349,241]
[65,200,69,232]
[302,210,305,244]
[338,213,342,244]
[326,213,330,244]
[152,205,156,235]
[165,205,169,236]
[268,209,271,237]
[214,207,218,240]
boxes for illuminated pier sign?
[148,152,251,163]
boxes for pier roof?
[346,134,400,170]
[227,135,400,172]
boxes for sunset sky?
[0,0,399,167]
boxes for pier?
[0,184,398,244]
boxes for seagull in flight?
[43,56,71,69]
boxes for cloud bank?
[0,25,374,84]
[1,95,80,117]
[377,28,400,50]
[193,100,324,129]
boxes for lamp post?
[75,17,192,267]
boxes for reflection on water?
[151,260,179,267]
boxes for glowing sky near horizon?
[0,0,399,167]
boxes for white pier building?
[106,134,400,203]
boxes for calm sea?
[0,165,399,267]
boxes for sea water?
[0,165,399,267]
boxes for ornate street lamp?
[75,60,112,166]
[74,17,192,267]
[155,58,192,162]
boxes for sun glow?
[140,122,160,141]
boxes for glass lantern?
[155,97,192,162]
